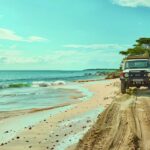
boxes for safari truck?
[120,54,150,94]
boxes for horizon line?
[0,68,118,71]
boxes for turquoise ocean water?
[0,70,113,111]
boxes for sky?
[0,0,150,70]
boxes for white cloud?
[0,50,42,64]
[27,36,48,42]
[45,49,123,69]
[0,48,123,69]
[0,41,127,69]
[113,0,150,7]
[64,44,129,50]
[0,28,48,42]
[0,28,23,41]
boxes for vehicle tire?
[136,85,141,89]
[126,84,129,89]
[121,80,126,94]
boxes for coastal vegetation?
[120,38,150,56]
[105,70,121,79]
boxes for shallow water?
[0,70,107,111]
[0,71,105,106]
[0,86,84,111]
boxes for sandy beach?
[75,86,150,150]
[0,79,119,150]
[1,0,149,149]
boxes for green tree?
[120,38,150,56]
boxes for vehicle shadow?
[136,88,150,97]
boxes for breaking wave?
[0,81,66,89]
[32,81,66,87]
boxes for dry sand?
[75,88,150,150]
[0,79,119,150]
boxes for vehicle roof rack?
[126,52,150,60]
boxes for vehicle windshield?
[125,60,150,69]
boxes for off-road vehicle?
[120,54,150,94]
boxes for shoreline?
[0,79,119,150]
[0,81,93,112]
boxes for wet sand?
[0,79,119,150]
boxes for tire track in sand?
[75,89,150,150]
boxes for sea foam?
[32,81,66,87]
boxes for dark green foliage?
[136,38,150,46]
[120,38,150,56]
